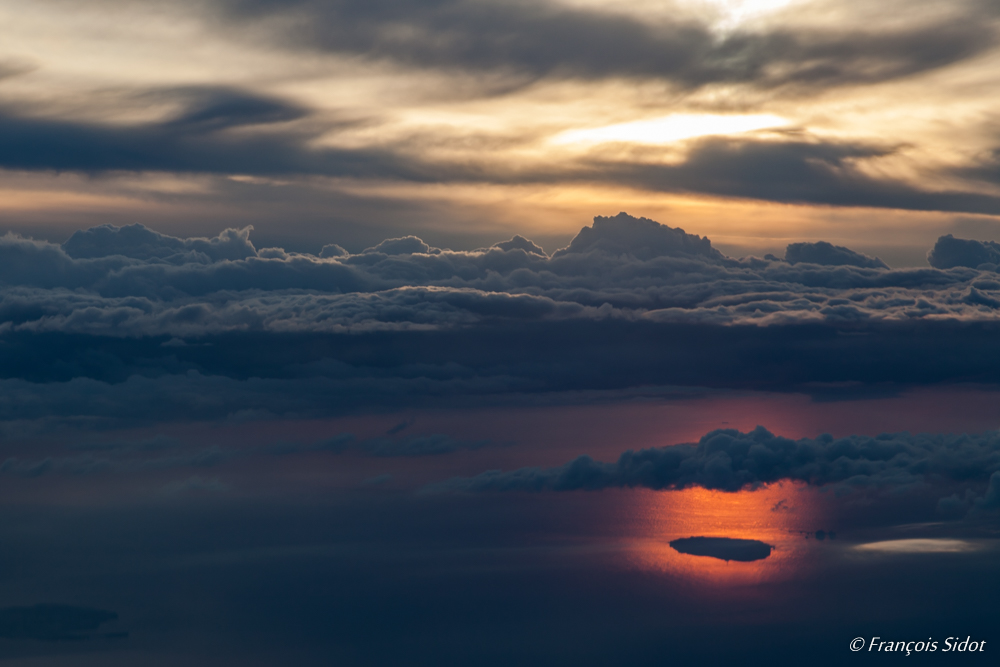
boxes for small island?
[669,537,774,562]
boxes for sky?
[2,0,1000,262]
[2,2,1000,666]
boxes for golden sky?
[2,0,1000,262]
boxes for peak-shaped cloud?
[553,212,723,261]
[927,234,1000,269]
[62,223,257,263]
[492,235,547,256]
[784,240,888,269]
[318,243,348,258]
[362,236,440,255]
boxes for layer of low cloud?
[430,425,1000,515]
[3,211,999,336]
[7,213,1000,423]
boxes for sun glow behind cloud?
[554,0,800,30]
[701,0,799,30]
[550,113,789,147]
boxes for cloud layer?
[432,425,1000,513]
[217,0,997,90]
[5,211,1000,336]
[6,212,1000,423]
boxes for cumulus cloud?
[489,235,546,256]
[927,234,1000,269]
[430,426,1000,501]
[362,236,441,256]
[5,213,1000,423]
[551,213,722,261]
[63,223,258,263]
[2,211,998,338]
[785,241,888,269]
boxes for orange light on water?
[622,483,828,587]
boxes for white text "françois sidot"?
[867,637,985,655]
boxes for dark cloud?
[927,234,1000,269]
[551,213,722,261]
[588,137,1000,216]
[159,87,307,132]
[0,87,428,180]
[953,146,1000,185]
[938,469,1000,515]
[318,243,349,259]
[976,470,1000,509]
[63,222,257,262]
[362,236,442,256]
[6,214,1000,425]
[2,85,999,217]
[216,0,996,92]
[431,426,1000,502]
[489,235,547,256]
[785,241,888,269]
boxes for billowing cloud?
[4,212,1000,335]
[784,241,888,269]
[927,235,1000,270]
[430,425,1000,504]
[6,213,1000,424]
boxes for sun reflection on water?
[622,483,829,587]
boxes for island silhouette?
[669,537,774,562]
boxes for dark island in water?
[669,537,774,562]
